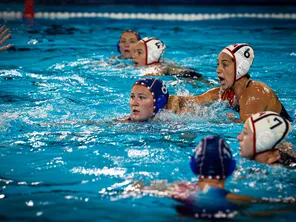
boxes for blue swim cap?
[117,30,141,53]
[190,136,236,180]
[133,78,169,116]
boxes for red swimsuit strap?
[221,89,235,107]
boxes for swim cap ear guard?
[248,111,292,159]
[155,94,168,111]
[222,43,254,82]
[190,136,236,180]
[133,78,169,117]
[117,30,141,53]
[190,155,199,175]
[228,159,236,177]
[237,60,250,78]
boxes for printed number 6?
[244,48,250,58]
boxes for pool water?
[1,5,296,222]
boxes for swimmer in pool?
[133,37,205,80]
[166,43,292,122]
[127,136,296,218]
[41,78,168,126]
[0,26,12,51]
[115,78,169,122]
[238,111,296,167]
[137,136,254,202]
[112,30,141,59]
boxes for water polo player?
[116,30,141,59]
[116,78,169,122]
[131,136,256,218]
[128,136,296,218]
[238,111,295,167]
[133,37,203,80]
[167,43,292,122]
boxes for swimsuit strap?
[246,79,252,88]
[280,103,293,122]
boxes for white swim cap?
[221,43,254,82]
[248,111,292,159]
[140,37,166,65]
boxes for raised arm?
[166,87,220,113]
[227,192,296,206]
[143,64,206,81]
[244,205,296,218]
[165,65,203,79]
[226,193,257,206]
[0,26,12,51]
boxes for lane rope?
[0,11,295,20]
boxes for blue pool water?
[1,4,296,222]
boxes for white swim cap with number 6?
[222,43,254,82]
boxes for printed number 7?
[270,117,283,130]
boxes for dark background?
[1,0,296,5]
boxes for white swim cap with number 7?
[248,111,292,159]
